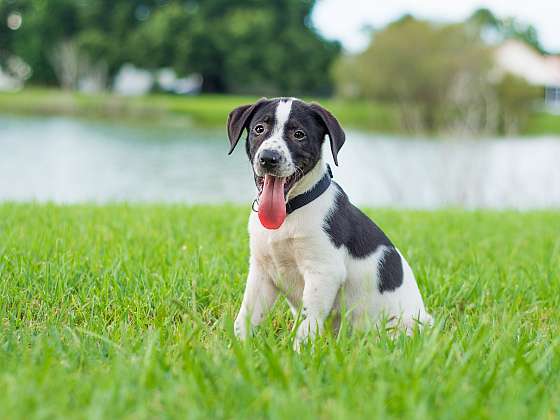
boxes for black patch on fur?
[244,99,281,162]
[281,100,326,176]
[377,247,403,294]
[323,185,394,259]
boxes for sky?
[313,0,560,53]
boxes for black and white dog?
[228,98,432,349]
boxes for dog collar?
[286,164,333,214]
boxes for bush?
[334,17,493,134]
[495,74,542,134]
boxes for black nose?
[259,149,281,168]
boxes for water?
[1,114,559,209]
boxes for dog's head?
[227,97,345,196]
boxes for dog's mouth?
[255,172,300,230]
[255,172,299,198]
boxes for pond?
[1,114,559,209]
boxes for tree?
[1,0,340,94]
[126,0,340,94]
[334,17,493,132]
[468,8,546,53]
[495,74,541,134]
[2,0,81,85]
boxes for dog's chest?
[249,214,322,303]
[258,233,306,302]
[248,187,337,304]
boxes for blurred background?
[1,0,559,208]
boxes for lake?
[1,114,559,209]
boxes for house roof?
[495,39,560,86]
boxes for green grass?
[6,87,560,135]
[526,112,560,135]
[1,204,559,419]
[0,88,401,131]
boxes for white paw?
[293,318,320,351]
[234,315,250,340]
[422,313,434,327]
[386,312,434,336]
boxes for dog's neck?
[287,159,329,201]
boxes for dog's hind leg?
[234,260,278,340]
[371,248,433,335]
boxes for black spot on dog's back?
[323,184,393,259]
[378,247,403,294]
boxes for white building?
[495,40,560,112]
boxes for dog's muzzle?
[254,149,293,178]
[259,149,282,171]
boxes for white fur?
[253,99,295,177]
[235,102,432,349]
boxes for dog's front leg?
[234,260,278,340]
[294,270,344,351]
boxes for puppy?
[228,98,432,349]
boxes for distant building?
[495,40,560,112]
[112,64,202,96]
[156,68,202,95]
[0,66,22,91]
[113,64,154,96]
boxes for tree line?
[0,2,550,133]
[0,0,340,95]
[335,10,546,134]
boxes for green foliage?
[0,0,339,94]
[126,0,340,94]
[3,88,560,135]
[334,18,492,132]
[126,3,194,80]
[495,74,542,134]
[525,112,560,135]
[333,14,553,135]
[0,204,559,418]
[0,88,403,131]
[468,8,546,54]
[1,0,81,84]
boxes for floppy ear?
[310,103,346,166]
[227,97,268,155]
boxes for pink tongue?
[258,175,286,230]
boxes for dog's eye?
[294,130,306,140]
[253,124,265,135]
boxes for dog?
[228,97,432,349]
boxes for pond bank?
[1,88,559,135]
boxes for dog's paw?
[234,316,250,340]
[293,318,320,351]
[385,312,434,337]
[293,334,312,352]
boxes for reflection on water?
[1,115,559,209]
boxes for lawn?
[2,88,560,135]
[0,88,400,132]
[1,204,559,419]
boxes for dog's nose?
[259,149,281,168]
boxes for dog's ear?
[227,97,268,155]
[310,103,346,166]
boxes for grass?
[1,203,559,419]
[3,88,560,135]
[0,88,400,132]
[526,112,560,135]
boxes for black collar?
[286,164,333,214]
